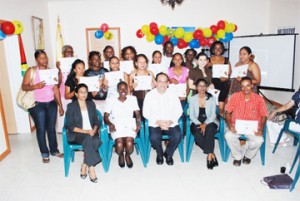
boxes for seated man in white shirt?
[143,72,183,165]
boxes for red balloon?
[199,39,207,47]
[100,23,109,32]
[208,36,216,45]
[177,38,185,49]
[1,21,15,35]
[136,29,144,38]
[150,26,159,35]
[217,20,225,30]
[193,29,203,40]
[163,35,170,44]
[234,24,238,32]
[210,25,218,35]
[149,22,158,28]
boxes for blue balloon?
[155,34,164,45]
[94,30,104,39]
[226,32,234,41]
[189,39,198,48]
[170,37,178,46]
[0,30,6,40]
[194,40,200,48]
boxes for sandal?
[54,153,64,158]
[42,157,50,163]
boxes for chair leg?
[64,149,71,177]
[294,137,299,147]
[290,145,300,173]
[71,150,75,162]
[135,143,140,155]
[178,139,185,162]
[186,135,194,162]
[224,142,230,162]
[260,141,266,166]
[290,157,300,192]
[136,140,147,167]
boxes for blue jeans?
[29,100,59,158]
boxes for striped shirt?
[225,92,268,130]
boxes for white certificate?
[162,56,172,68]
[103,61,110,71]
[110,117,136,133]
[235,119,258,135]
[169,83,186,97]
[105,71,124,87]
[120,61,134,74]
[79,76,99,92]
[134,76,152,91]
[207,88,220,105]
[39,69,59,85]
[59,57,76,73]
[231,64,248,78]
[148,63,167,76]
[212,64,229,78]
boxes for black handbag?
[263,174,293,189]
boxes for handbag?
[16,67,37,110]
[263,174,293,189]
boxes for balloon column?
[94,23,114,40]
[136,20,238,49]
[0,20,24,40]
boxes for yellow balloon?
[217,29,225,39]
[174,27,184,38]
[214,35,219,41]
[146,34,155,42]
[203,28,212,38]
[167,28,175,37]
[141,24,150,35]
[104,31,113,40]
[12,20,24,35]
[225,23,235,33]
[159,25,168,36]
[183,32,193,43]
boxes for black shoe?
[118,154,125,168]
[125,155,133,168]
[156,155,164,165]
[163,153,174,166]
[207,159,214,169]
[233,159,242,166]
[89,176,98,183]
[212,157,219,167]
[242,156,251,164]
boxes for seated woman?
[65,84,101,183]
[189,79,219,169]
[104,81,141,168]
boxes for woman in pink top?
[22,50,64,163]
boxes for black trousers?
[149,125,182,157]
[68,133,102,167]
[190,123,218,154]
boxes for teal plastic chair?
[272,119,300,154]
[224,125,267,165]
[101,121,147,172]
[144,118,184,164]
[185,112,226,162]
[62,110,106,177]
[290,143,300,191]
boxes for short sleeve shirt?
[84,68,108,100]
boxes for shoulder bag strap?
[29,67,37,86]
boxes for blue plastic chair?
[62,110,106,177]
[224,125,267,165]
[272,119,300,154]
[185,112,225,162]
[144,118,185,164]
[290,143,300,191]
[100,121,147,172]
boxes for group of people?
[21,40,300,183]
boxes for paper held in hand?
[235,119,258,135]
[134,76,152,91]
[231,64,248,78]
[120,61,134,74]
[103,61,110,71]
[105,71,124,87]
[169,83,186,97]
[148,64,167,77]
[79,76,99,92]
[212,64,229,78]
[110,118,137,133]
[207,88,220,105]
[59,57,76,73]
[39,69,59,85]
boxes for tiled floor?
[0,132,299,201]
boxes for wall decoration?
[86,27,121,60]
[0,20,24,40]
[136,20,238,49]
[32,16,45,50]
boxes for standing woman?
[65,84,101,183]
[129,54,156,119]
[209,41,231,116]
[189,79,219,169]
[230,46,261,94]
[65,59,86,102]
[184,48,197,70]
[22,50,64,163]
[104,82,141,168]
[162,41,175,69]
[121,46,137,61]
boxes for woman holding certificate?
[104,81,141,168]
[65,84,101,183]
[208,41,231,116]
[189,79,219,169]
[129,54,155,119]
[22,50,64,163]
[229,46,261,94]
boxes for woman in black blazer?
[66,84,101,183]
